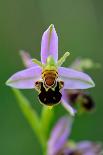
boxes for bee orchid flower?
[6,24,95,115]
[47,116,102,155]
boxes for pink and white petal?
[62,141,102,155]
[6,66,42,89]
[77,141,103,155]
[47,116,73,155]
[59,67,95,89]
[77,141,94,150]
[61,90,76,116]
[20,50,37,68]
[41,24,58,64]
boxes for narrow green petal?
[57,52,70,67]
[32,58,43,67]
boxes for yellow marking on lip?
[47,106,53,110]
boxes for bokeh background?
[0,0,103,154]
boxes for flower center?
[42,69,58,88]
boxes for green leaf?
[12,88,46,147]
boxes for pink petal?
[62,141,102,155]
[61,90,76,116]
[6,67,42,89]
[58,67,95,89]
[77,141,102,155]
[19,50,36,68]
[47,116,73,155]
[41,24,58,64]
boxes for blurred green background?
[0,0,103,154]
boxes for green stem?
[40,106,54,139]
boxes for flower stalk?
[40,106,54,139]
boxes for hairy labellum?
[81,94,94,110]
[35,81,64,106]
[68,91,95,111]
